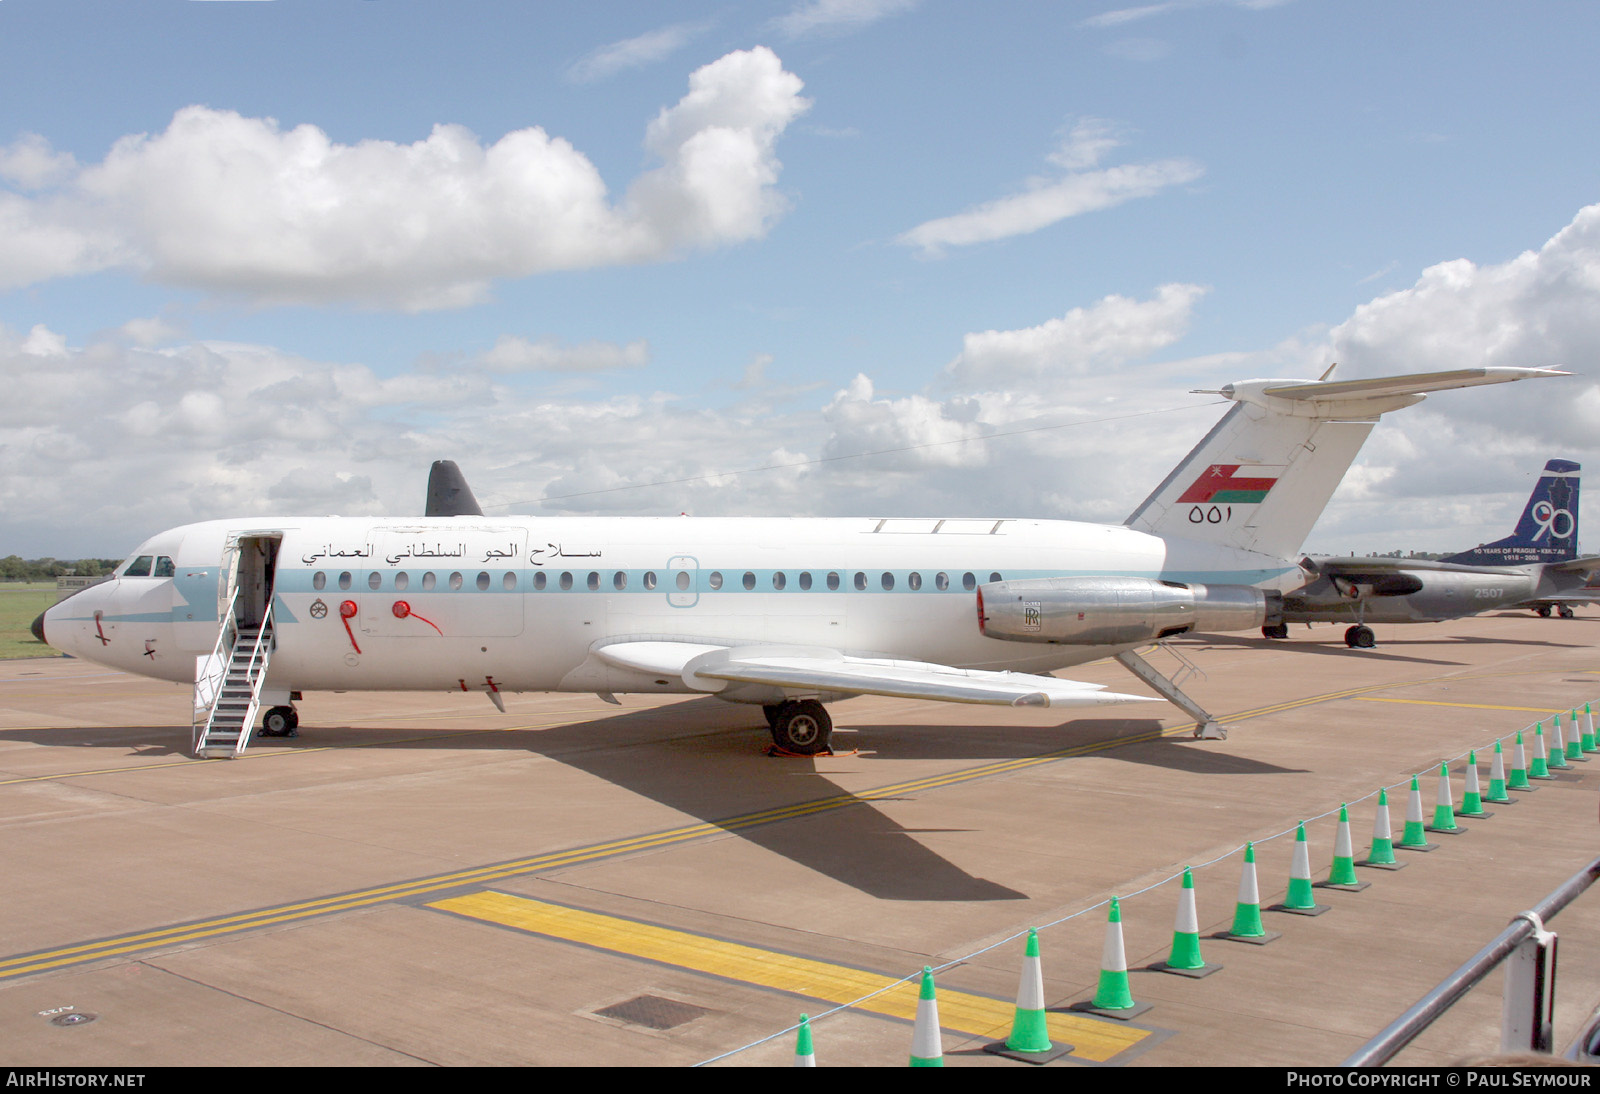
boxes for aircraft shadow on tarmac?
[0,697,1307,902]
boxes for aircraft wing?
[594,641,1159,709]
[1305,556,1518,578]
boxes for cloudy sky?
[4,1,1599,559]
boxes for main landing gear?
[1536,604,1576,619]
[763,700,833,755]
[1261,623,1289,639]
[1344,625,1376,649]
[260,705,300,737]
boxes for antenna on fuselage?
[425,460,485,518]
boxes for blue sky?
[4,0,1600,558]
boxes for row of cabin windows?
[309,569,1006,593]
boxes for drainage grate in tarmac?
[594,995,711,1030]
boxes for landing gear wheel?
[260,705,299,737]
[1344,625,1376,649]
[1262,623,1289,640]
[763,703,782,729]
[1559,605,1576,619]
[769,700,832,755]
[1536,605,1553,618]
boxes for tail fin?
[425,460,484,517]
[1440,460,1579,566]
[1124,367,1567,561]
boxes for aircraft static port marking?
[427,891,1155,1064]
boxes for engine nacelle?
[977,576,1281,645]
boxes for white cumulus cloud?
[0,48,810,310]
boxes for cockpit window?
[124,555,154,577]
[153,556,175,578]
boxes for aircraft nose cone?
[30,610,47,645]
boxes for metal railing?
[192,588,241,754]
[1344,855,1600,1065]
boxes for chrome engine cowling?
[977,576,1281,645]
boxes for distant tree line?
[0,557,122,582]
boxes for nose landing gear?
[260,705,299,737]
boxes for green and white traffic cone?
[1583,703,1598,754]
[1549,714,1571,770]
[1321,804,1367,889]
[1274,822,1329,914]
[1459,750,1491,817]
[909,967,943,1067]
[1398,775,1437,851]
[1530,722,1552,780]
[986,928,1073,1062]
[794,1013,815,1067]
[1006,930,1051,1053]
[1427,763,1462,833]
[1485,739,1512,804]
[1360,788,1404,869]
[1565,709,1586,761]
[1509,731,1533,790]
[1157,868,1220,975]
[1223,843,1282,942]
[1093,898,1136,1011]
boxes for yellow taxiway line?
[429,891,1151,1063]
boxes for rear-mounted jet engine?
[977,576,1282,645]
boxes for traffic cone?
[1222,843,1282,942]
[1273,823,1329,915]
[794,1013,815,1067]
[1583,703,1598,754]
[1459,750,1491,817]
[1565,709,1587,761]
[1485,739,1512,804]
[985,929,1074,1063]
[1530,722,1552,780]
[909,967,943,1067]
[1320,804,1367,890]
[1359,788,1402,868]
[1509,730,1533,790]
[1398,775,1437,851]
[1549,714,1571,770]
[1073,898,1152,1018]
[1427,763,1461,832]
[1006,930,1051,1053]
[1093,898,1136,1011]
[1157,868,1221,975]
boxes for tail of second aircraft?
[1124,367,1567,562]
[1439,459,1580,566]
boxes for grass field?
[0,583,61,659]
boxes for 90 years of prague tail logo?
[1178,464,1283,523]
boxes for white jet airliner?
[34,366,1562,758]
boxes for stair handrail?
[193,587,242,754]
[232,599,274,756]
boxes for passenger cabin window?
[990,572,1003,583]
[313,572,327,591]
[503,572,516,591]
[449,572,464,591]
[587,572,600,591]
[476,571,491,591]
[708,571,724,590]
[339,572,353,590]
[422,572,437,591]
[742,572,756,591]
[853,572,866,591]
[559,572,573,590]
[881,572,895,591]
[773,572,786,591]
[369,572,383,590]
[799,572,812,591]
[827,572,840,591]
[908,572,922,591]
[124,555,154,577]
[644,571,658,590]
[962,572,976,591]
[675,571,690,591]
[395,572,410,591]
[534,572,547,590]
[935,572,949,591]
[613,571,627,591]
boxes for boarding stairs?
[193,596,274,759]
